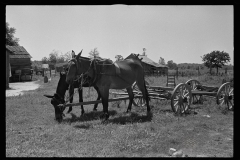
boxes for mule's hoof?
[100,113,109,120]
[81,111,85,115]
[105,114,109,120]
[126,109,131,113]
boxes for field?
[6,73,233,157]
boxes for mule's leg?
[136,80,151,112]
[98,87,110,120]
[78,88,85,115]
[93,86,101,111]
[67,85,74,113]
[126,87,134,112]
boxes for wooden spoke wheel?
[185,79,203,104]
[132,81,149,107]
[171,83,192,115]
[216,82,234,110]
[185,79,201,90]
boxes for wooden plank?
[64,95,143,107]
[110,92,128,95]
[191,90,217,96]
[149,86,174,91]
[149,97,167,100]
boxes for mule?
[66,50,150,120]
[44,72,101,122]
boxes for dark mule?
[66,50,150,120]
[44,72,101,122]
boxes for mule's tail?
[143,80,149,102]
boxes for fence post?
[176,67,178,79]
[197,66,200,77]
[42,68,45,77]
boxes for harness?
[57,57,134,111]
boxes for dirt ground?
[6,80,41,97]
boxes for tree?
[167,60,177,69]
[89,48,100,58]
[49,50,60,64]
[57,54,65,63]
[115,55,123,61]
[201,50,230,74]
[6,22,19,46]
[63,51,72,62]
[159,57,166,65]
[42,57,48,64]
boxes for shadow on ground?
[62,109,153,125]
[62,110,118,123]
[108,111,153,125]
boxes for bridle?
[68,56,98,85]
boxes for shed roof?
[127,53,168,68]
[6,45,32,58]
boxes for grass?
[6,74,233,157]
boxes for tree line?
[6,22,232,74]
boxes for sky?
[6,5,233,64]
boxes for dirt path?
[6,80,41,97]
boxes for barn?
[125,53,168,76]
[6,49,10,88]
[6,45,33,81]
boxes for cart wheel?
[216,82,234,110]
[185,79,203,104]
[171,83,192,115]
[132,81,149,107]
[185,79,201,90]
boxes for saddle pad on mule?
[114,62,121,76]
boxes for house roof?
[6,45,32,58]
[127,53,168,68]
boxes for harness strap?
[90,59,98,85]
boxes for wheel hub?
[183,97,188,103]
[178,96,183,105]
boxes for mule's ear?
[76,50,82,60]
[72,50,75,58]
[79,49,83,56]
[44,94,54,98]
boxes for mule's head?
[44,72,69,122]
[66,50,83,84]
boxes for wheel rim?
[185,79,202,104]
[171,83,192,114]
[186,79,201,90]
[132,81,149,107]
[217,82,234,110]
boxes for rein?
[57,73,89,110]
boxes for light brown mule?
[66,50,150,120]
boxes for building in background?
[6,45,33,81]
[125,48,168,76]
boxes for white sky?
[6,5,233,64]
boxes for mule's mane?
[56,73,68,98]
[77,56,113,65]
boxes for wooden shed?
[6,50,10,88]
[6,45,33,81]
[125,53,168,76]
